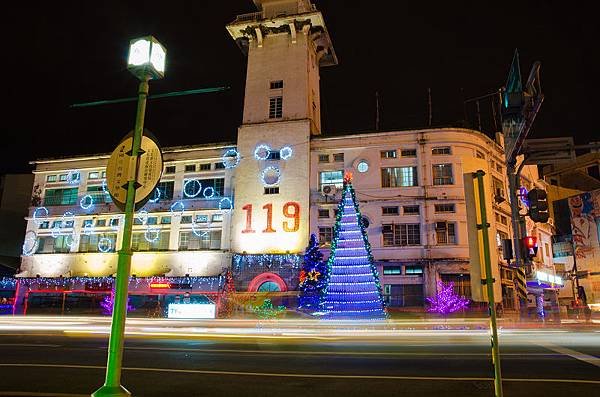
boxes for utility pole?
[501,50,544,317]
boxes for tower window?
[264,187,279,195]
[269,96,283,119]
[270,80,283,89]
[333,153,344,162]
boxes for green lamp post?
[92,36,166,397]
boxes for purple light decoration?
[320,174,386,320]
[426,281,470,315]
[100,289,134,315]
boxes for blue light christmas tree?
[320,171,387,320]
[298,234,327,312]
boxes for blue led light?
[144,228,160,243]
[98,237,112,253]
[170,201,185,217]
[22,231,38,256]
[32,207,49,226]
[136,210,148,225]
[148,188,161,203]
[67,170,81,185]
[280,146,293,160]
[203,186,215,199]
[80,194,94,210]
[219,197,233,213]
[183,179,202,198]
[192,221,209,238]
[82,223,95,236]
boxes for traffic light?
[522,236,538,259]
[527,188,549,223]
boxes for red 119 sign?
[241,202,300,233]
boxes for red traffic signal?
[523,236,537,249]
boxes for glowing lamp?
[150,282,171,289]
[523,236,537,250]
[127,36,166,80]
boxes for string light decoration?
[319,171,387,320]
[51,226,63,238]
[97,237,113,253]
[136,210,149,225]
[426,281,470,315]
[218,197,233,213]
[80,194,94,210]
[170,201,185,217]
[148,188,161,203]
[144,228,160,243]
[232,254,302,273]
[67,170,81,185]
[261,166,281,187]
[183,179,202,198]
[100,289,135,315]
[298,234,328,313]
[191,221,209,238]
[254,144,271,161]
[101,179,109,194]
[280,146,293,160]
[82,222,95,236]
[22,231,38,256]
[253,298,286,319]
[222,148,240,169]
[202,186,215,199]
[32,207,49,226]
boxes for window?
[383,266,402,275]
[435,222,457,244]
[36,235,71,254]
[96,219,106,227]
[79,233,117,253]
[383,284,424,307]
[52,220,63,228]
[87,185,111,204]
[200,178,225,196]
[587,165,600,180]
[381,167,418,187]
[333,153,344,162]
[165,166,176,174]
[382,206,399,216]
[44,188,78,206]
[405,265,423,275]
[269,96,283,119]
[319,170,344,189]
[266,150,281,160]
[382,224,421,246]
[432,146,451,155]
[432,164,453,185]
[318,154,329,163]
[319,227,333,245]
[102,171,107,178]
[270,80,283,89]
[545,243,550,257]
[264,187,279,195]
[183,178,224,198]
[109,218,119,227]
[156,181,175,200]
[46,175,57,182]
[496,163,503,173]
[403,205,419,215]
[476,151,485,159]
[195,215,209,223]
[185,164,196,172]
[381,150,397,159]
[147,217,158,225]
[492,177,505,199]
[401,149,417,157]
[318,208,329,218]
[440,274,471,298]
[132,231,170,252]
[500,215,508,225]
[199,163,211,171]
[212,213,223,222]
[59,174,68,182]
[178,230,222,251]
[88,171,100,180]
[39,221,49,229]
[434,203,455,213]
[181,216,193,224]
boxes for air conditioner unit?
[321,185,337,196]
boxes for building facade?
[11,0,562,315]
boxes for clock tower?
[227,0,336,254]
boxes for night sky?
[2,1,598,174]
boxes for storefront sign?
[167,303,216,319]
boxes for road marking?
[0,343,60,348]
[0,363,599,385]
[537,342,600,368]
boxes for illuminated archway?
[247,272,287,292]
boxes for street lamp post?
[92,36,166,397]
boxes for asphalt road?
[0,323,599,397]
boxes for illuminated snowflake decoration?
[98,237,113,253]
[203,186,216,199]
[80,194,94,210]
[183,179,202,198]
[32,207,49,226]
[219,197,233,213]
[144,228,160,243]
[170,201,185,217]
[254,144,271,161]
[22,231,38,256]
[148,188,161,203]
[222,148,240,169]
[261,166,281,187]
[280,146,293,160]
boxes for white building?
[12,0,561,315]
